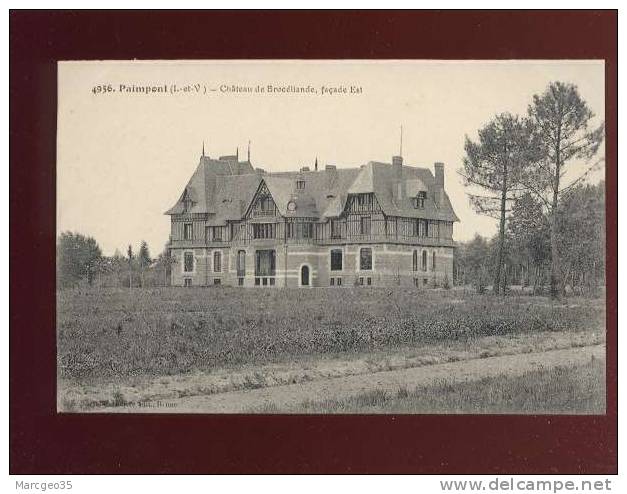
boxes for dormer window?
[182,189,193,212]
[412,191,427,209]
[296,180,306,190]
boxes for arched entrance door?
[300,265,310,286]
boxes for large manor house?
[166,146,459,288]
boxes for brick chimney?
[392,155,405,203]
[433,162,445,207]
[392,155,403,178]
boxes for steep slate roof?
[166,156,459,223]
[165,156,255,215]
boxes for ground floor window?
[238,277,244,286]
[421,250,428,271]
[184,278,192,287]
[183,252,194,272]
[367,277,372,286]
[300,265,310,286]
[237,250,246,277]
[432,251,437,270]
[213,278,221,285]
[359,247,372,270]
[213,251,222,272]
[330,277,342,286]
[255,249,276,276]
[330,249,343,271]
[413,250,418,271]
[255,249,276,286]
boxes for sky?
[57,60,605,256]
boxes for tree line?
[459,81,604,298]
[454,181,605,296]
[56,234,176,289]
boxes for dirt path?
[95,344,605,414]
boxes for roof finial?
[202,140,205,158]
[236,146,239,161]
[400,124,403,158]
[315,156,318,171]
[247,140,251,162]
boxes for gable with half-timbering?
[245,182,280,219]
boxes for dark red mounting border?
[9,10,617,474]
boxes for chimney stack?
[434,162,445,207]
[392,155,403,179]
[392,156,405,203]
[434,162,444,186]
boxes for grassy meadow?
[268,358,606,414]
[57,286,606,382]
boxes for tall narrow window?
[296,180,305,190]
[421,250,428,271]
[360,248,372,271]
[184,223,193,240]
[432,251,437,270]
[413,250,418,271]
[303,222,313,239]
[237,250,246,277]
[360,216,371,235]
[416,219,429,237]
[330,249,343,271]
[184,252,194,273]
[213,251,222,273]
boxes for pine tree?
[138,240,151,287]
[525,81,604,298]
[127,244,134,289]
[460,113,542,294]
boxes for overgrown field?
[57,287,605,380]
[276,358,606,414]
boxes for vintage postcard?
[56,60,606,414]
